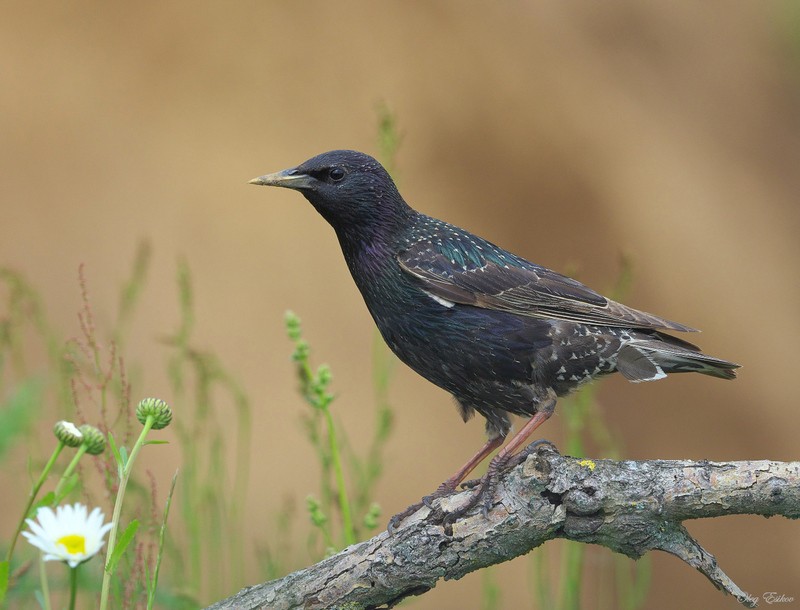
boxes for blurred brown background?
[2,1,799,608]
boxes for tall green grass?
[0,107,403,607]
[0,249,260,608]
[0,253,186,608]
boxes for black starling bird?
[250,150,738,529]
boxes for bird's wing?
[397,235,695,332]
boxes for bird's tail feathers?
[617,340,739,383]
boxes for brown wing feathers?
[398,252,696,333]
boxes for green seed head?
[291,339,309,362]
[136,397,173,429]
[79,425,106,455]
[317,364,332,386]
[284,310,302,340]
[306,495,327,527]
[53,420,84,448]
[363,502,381,530]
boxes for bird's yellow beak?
[249,168,312,190]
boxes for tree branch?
[207,446,800,610]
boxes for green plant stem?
[320,517,335,550]
[39,555,51,610]
[324,408,355,546]
[53,445,88,500]
[68,565,78,610]
[6,441,65,561]
[561,541,584,610]
[147,470,178,610]
[99,415,154,610]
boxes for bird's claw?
[388,482,458,533]
[389,440,560,535]
[440,439,561,534]
[421,494,438,509]
[506,438,559,470]
[421,480,458,508]
[459,477,482,490]
[387,501,425,534]
[433,484,494,534]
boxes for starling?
[250,150,738,529]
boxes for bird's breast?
[356,269,546,384]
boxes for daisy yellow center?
[57,534,86,555]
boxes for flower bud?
[53,421,84,448]
[135,398,173,430]
[79,425,106,455]
[306,495,327,527]
[317,364,332,386]
[285,310,302,341]
[292,340,309,362]
[363,502,381,530]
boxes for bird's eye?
[328,167,345,182]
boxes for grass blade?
[105,519,139,575]
[148,470,178,609]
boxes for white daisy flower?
[22,503,113,568]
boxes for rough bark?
[207,446,800,610]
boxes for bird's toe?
[506,438,559,470]
[387,500,426,534]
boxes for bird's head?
[250,150,412,236]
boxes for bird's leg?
[441,397,557,531]
[460,438,559,489]
[387,434,504,533]
[422,435,505,506]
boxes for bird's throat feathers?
[345,238,396,278]
[312,190,415,277]
[307,185,412,237]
